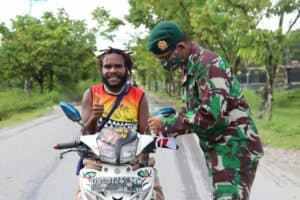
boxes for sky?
[0,0,299,49]
[0,0,146,49]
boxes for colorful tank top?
[91,84,144,130]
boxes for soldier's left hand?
[148,116,161,135]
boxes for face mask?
[161,50,185,71]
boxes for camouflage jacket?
[161,43,260,142]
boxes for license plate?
[91,176,143,192]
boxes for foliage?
[125,0,271,91]
[125,0,300,120]
[283,29,300,62]
[0,9,96,94]
[92,7,125,42]
[191,0,270,71]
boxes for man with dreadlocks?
[76,47,164,199]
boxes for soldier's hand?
[148,116,162,135]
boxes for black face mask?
[161,50,185,71]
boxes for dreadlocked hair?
[96,47,133,75]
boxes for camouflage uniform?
[160,43,264,200]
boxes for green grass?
[0,88,59,128]
[0,80,97,129]
[0,106,53,128]
[243,89,300,149]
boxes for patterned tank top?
[91,84,144,131]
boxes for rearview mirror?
[59,101,81,122]
[152,107,176,117]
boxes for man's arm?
[81,88,103,134]
[137,94,149,134]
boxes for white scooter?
[54,102,178,200]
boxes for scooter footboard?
[79,165,155,200]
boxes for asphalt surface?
[0,93,299,200]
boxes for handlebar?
[53,140,81,150]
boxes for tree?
[91,7,125,42]
[126,0,196,94]
[0,9,96,96]
[191,0,270,72]
[283,29,300,62]
[239,0,300,120]
[126,0,270,94]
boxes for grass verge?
[0,106,54,128]
[0,88,59,129]
[244,89,300,150]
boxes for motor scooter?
[54,102,178,200]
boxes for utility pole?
[29,0,47,15]
[25,0,47,95]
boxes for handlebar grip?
[53,140,81,149]
[156,137,179,150]
[151,107,176,117]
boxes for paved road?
[0,94,299,200]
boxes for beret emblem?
[157,40,168,51]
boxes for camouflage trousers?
[199,128,263,200]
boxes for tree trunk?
[154,76,158,92]
[49,68,53,92]
[258,64,275,121]
[172,80,176,97]
[267,87,273,120]
[24,77,33,97]
[24,78,28,92]
[257,83,268,119]
[39,78,44,94]
[233,56,241,74]
[177,79,181,98]
[138,71,146,87]
[38,70,44,94]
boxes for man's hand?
[90,95,104,121]
[131,154,154,170]
[90,103,104,121]
[148,116,162,135]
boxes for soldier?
[147,21,264,200]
